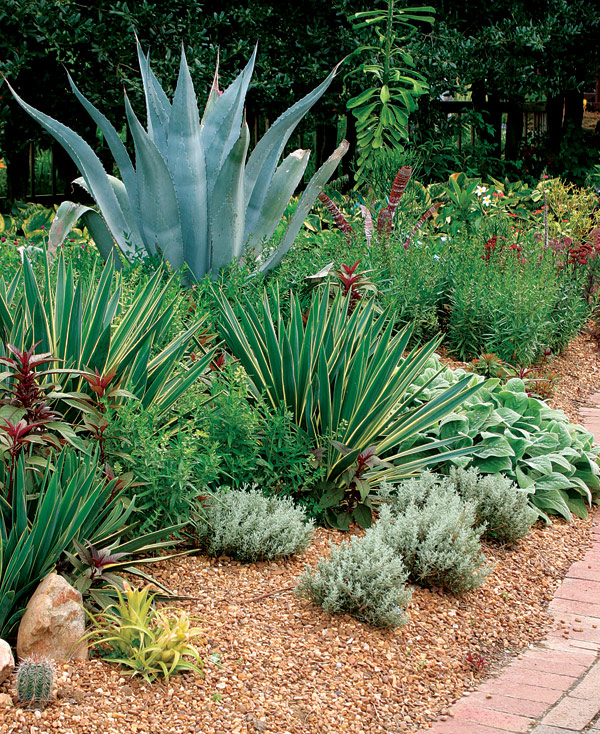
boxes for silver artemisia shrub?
[296,529,412,628]
[192,486,314,562]
[447,467,537,543]
[378,473,492,593]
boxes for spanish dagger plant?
[6,39,347,279]
[215,285,482,528]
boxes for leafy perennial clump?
[192,486,315,562]
[296,529,412,628]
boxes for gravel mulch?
[3,334,600,734]
[0,517,595,734]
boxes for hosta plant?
[8,40,347,278]
[215,286,482,529]
[409,356,600,521]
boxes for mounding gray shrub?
[296,528,412,628]
[192,486,314,562]
[378,473,492,593]
[448,466,537,543]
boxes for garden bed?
[1,515,594,734]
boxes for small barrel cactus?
[16,657,55,709]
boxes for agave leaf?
[81,211,123,267]
[245,149,310,252]
[74,175,141,257]
[168,47,209,281]
[6,81,133,254]
[245,62,342,234]
[47,201,94,254]
[125,94,184,267]
[209,123,250,273]
[136,39,171,156]
[259,139,349,272]
[67,74,138,208]
[201,48,220,125]
[201,46,257,199]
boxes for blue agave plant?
[7,40,347,279]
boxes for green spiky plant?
[7,39,347,279]
[16,657,55,709]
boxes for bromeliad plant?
[84,584,203,683]
[7,39,347,278]
[216,286,482,529]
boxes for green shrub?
[192,486,315,562]
[448,467,537,543]
[296,529,412,627]
[378,475,491,593]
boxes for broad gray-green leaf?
[245,62,342,231]
[209,123,250,273]
[7,81,133,254]
[81,211,122,268]
[48,201,94,254]
[260,140,349,272]
[168,48,209,281]
[201,46,256,198]
[125,95,184,268]
[136,40,171,156]
[67,74,138,204]
[245,148,310,252]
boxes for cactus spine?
[16,657,54,708]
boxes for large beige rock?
[16,574,87,661]
[0,640,14,685]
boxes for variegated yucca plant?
[6,40,347,279]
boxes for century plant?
[7,39,348,278]
[216,286,482,528]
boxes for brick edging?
[418,527,600,733]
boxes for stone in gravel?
[16,573,87,661]
[0,639,14,685]
[0,693,13,708]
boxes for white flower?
[475,185,488,197]
[441,236,448,242]
[482,195,491,206]
[433,254,441,260]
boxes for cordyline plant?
[6,39,347,279]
